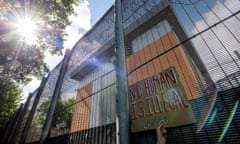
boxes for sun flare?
[16,18,37,45]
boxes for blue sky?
[89,0,114,25]
[23,0,114,99]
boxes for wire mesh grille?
[16,0,240,144]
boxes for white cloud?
[22,77,41,102]
[44,1,92,70]
[192,0,239,34]
[64,0,91,49]
[191,0,240,81]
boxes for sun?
[16,18,37,45]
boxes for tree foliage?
[37,97,75,130]
[0,0,80,115]
[0,0,79,83]
[0,79,22,129]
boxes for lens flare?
[218,100,239,143]
[197,89,217,133]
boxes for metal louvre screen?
[15,0,240,144]
[123,0,240,143]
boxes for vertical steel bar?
[115,0,130,144]
[6,104,24,144]
[1,104,23,144]
[103,125,106,144]
[74,132,77,144]
[39,49,72,144]
[79,129,83,143]
[19,77,47,144]
[11,93,33,144]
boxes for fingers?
[156,123,164,136]
[156,123,167,144]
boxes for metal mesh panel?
[12,90,37,143]
[48,6,117,143]
[125,0,240,143]
[25,64,61,143]
[20,0,240,144]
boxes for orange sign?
[128,67,196,132]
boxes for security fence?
[3,0,240,144]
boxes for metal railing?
[4,0,240,144]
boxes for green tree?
[37,97,75,131]
[0,0,79,81]
[0,79,22,129]
[0,0,79,107]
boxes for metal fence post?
[0,104,23,144]
[6,104,24,144]
[11,93,33,144]
[19,77,47,144]
[39,49,72,144]
[115,0,130,144]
